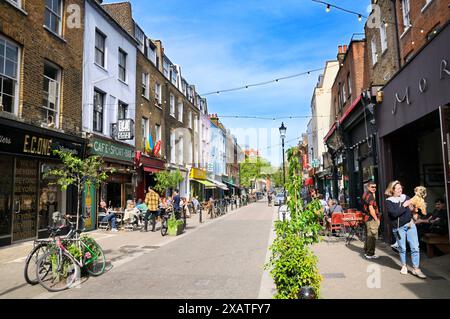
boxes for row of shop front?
[316,22,450,241]
[0,117,241,246]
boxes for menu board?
[12,159,38,242]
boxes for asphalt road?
[28,201,275,299]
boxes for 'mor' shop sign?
[90,137,134,163]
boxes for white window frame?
[95,29,106,68]
[371,36,378,65]
[155,124,161,142]
[118,100,128,120]
[170,94,175,117]
[134,24,145,53]
[178,102,183,123]
[342,82,346,103]
[163,58,170,79]
[170,131,176,164]
[155,82,162,105]
[188,110,192,129]
[401,0,411,29]
[44,0,63,36]
[42,61,61,128]
[118,48,127,82]
[380,22,388,53]
[141,117,148,149]
[0,37,20,115]
[142,72,149,99]
[422,0,434,12]
[92,88,104,133]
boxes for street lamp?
[279,122,287,214]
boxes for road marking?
[5,256,27,264]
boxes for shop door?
[12,159,38,243]
[440,105,450,238]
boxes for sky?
[111,0,370,166]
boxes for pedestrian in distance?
[172,189,181,220]
[361,180,381,259]
[144,186,161,232]
[385,180,426,279]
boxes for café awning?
[209,179,229,190]
[191,179,216,189]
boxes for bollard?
[199,207,202,223]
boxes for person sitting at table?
[99,200,118,232]
[123,199,141,228]
[324,199,343,231]
[136,198,147,224]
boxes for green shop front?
[0,117,85,246]
[87,136,135,228]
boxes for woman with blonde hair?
[385,181,426,279]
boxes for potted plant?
[167,215,185,236]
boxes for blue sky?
[112,0,370,166]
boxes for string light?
[326,4,330,12]
[358,14,362,22]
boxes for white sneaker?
[400,265,408,275]
[111,228,118,232]
[391,243,399,249]
[412,268,427,279]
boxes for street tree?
[44,150,113,228]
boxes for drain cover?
[323,273,346,279]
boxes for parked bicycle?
[34,223,106,292]
[160,204,174,236]
[24,218,77,285]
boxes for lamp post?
[279,122,287,213]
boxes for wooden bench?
[422,233,450,258]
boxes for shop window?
[13,159,38,242]
[38,163,63,237]
[0,156,13,242]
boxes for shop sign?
[90,138,134,163]
[190,168,207,180]
[111,119,135,140]
[0,124,82,158]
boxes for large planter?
[168,222,184,236]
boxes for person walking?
[385,180,426,279]
[361,181,381,259]
[144,186,160,232]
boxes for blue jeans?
[393,223,420,268]
[101,213,117,229]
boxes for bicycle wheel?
[161,218,168,236]
[36,250,80,292]
[84,239,106,276]
[24,242,50,285]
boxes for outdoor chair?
[328,212,344,237]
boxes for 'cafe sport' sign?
[91,138,134,163]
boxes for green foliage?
[265,147,322,299]
[167,214,184,228]
[154,170,185,195]
[67,244,82,260]
[44,150,112,191]
[81,235,102,257]
[239,156,272,188]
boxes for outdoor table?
[342,216,363,245]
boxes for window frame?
[118,100,128,120]
[141,72,149,99]
[178,101,183,123]
[170,93,175,117]
[118,48,127,82]
[141,117,148,149]
[42,60,61,127]
[371,36,378,65]
[44,0,63,36]
[95,29,106,68]
[401,0,411,29]
[0,37,20,115]
[93,88,105,133]
[155,82,162,105]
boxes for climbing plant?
[265,147,323,299]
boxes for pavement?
[1,200,449,299]
[0,201,275,299]
[313,236,450,299]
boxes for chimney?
[337,44,346,65]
